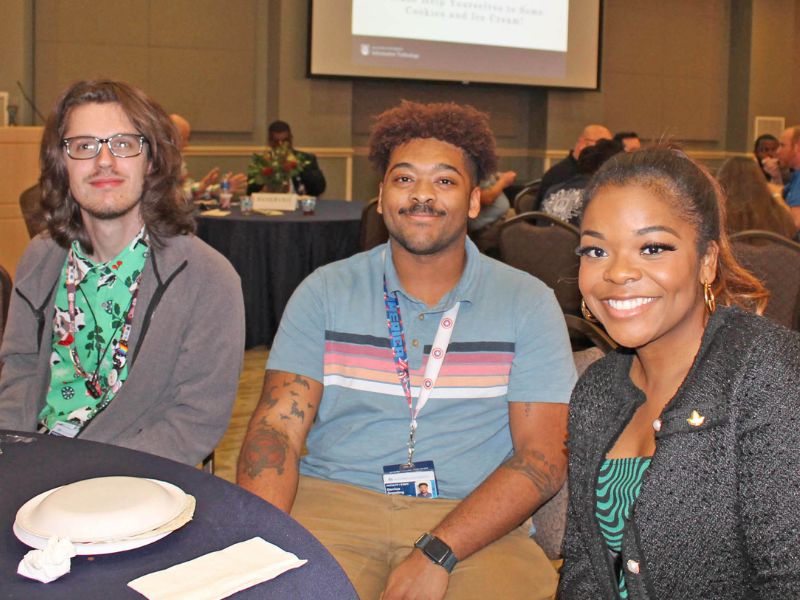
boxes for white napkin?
[127,537,307,600]
[17,536,77,583]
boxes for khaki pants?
[291,476,558,600]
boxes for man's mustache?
[399,203,446,216]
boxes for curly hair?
[368,100,497,185]
[582,147,769,314]
[40,80,194,253]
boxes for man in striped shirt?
[238,100,576,600]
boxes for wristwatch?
[414,532,458,573]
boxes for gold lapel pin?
[687,410,706,427]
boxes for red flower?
[261,166,273,176]
[282,161,297,172]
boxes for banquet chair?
[201,451,215,474]
[513,179,541,214]
[19,183,47,239]
[0,264,12,343]
[499,212,581,315]
[0,264,11,377]
[359,197,389,251]
[730,230,800,330]
[564,314,617,354]
[529,335,610,561]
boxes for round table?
[196,200,364,348]
[0,431,357,599]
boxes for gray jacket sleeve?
[558,493,605,598]
[107,249,246,465]
[557,384,607,599]
[0,243,52,431]
[736,327,800,597]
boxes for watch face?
[423,537,450,562]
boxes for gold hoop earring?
[581,298,597,322]
[703,280,716,314]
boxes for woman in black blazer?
[558,148,800,599]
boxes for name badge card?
[383,460,438,498]
[48,421,81,438]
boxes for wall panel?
[34,0,259,135]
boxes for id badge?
[382,460,439,498]
[48,420,81,438]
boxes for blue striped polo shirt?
[268,238,576,498]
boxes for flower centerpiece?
[247,143,311,193]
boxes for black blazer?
[558,306,800,599]
[293,150,326,197]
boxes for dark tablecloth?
[196,200,364,348]
[0,431,357,599]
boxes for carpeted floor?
[212,346,268,483]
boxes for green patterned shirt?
[41,229,149,430]
[596,457,652,599]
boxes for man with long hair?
[0,80,245,465]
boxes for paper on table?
[17,536,76,583]
[253,209,284,216]
[201,209,231,217]
[127,537,307,600]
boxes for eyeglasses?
[62,134,147,160]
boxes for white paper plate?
[13,522,172,555]
[15,477,187,543]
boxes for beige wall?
[34,0,262,135]
[1,0,799,271]
[0,0,34,126]
[748,0,800,132]
[0,127,42,277]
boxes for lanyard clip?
[404,421,417,467]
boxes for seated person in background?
[753,133,784,185]
[612,131,642,152]
[560,148,800,599]
[468,170,516,257]
[0,80,245,466]
[541,138,623,226]
[18,183,47,238]
[777,125,800,229]
[170,113,246,203]
[716,156,798,240]
[238,100,576,600]
[535,124,612,208]
[246,120,326,196]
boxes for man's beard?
[81,199,141,221]
[389,203,464,256]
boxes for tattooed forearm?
[290,400,305,421]
[240,418,291,479]
[283,373,311,390]
[259,385,280,410]
[502,449,561,498]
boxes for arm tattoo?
[240,417,290,478]
[283,373,311,390]
[502,449,560,498]
[290,400,305,422]
[259,385,280,410]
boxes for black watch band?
[414,532,458,573]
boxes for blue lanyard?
[383,276,460,465]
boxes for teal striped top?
[596,457,652,599]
